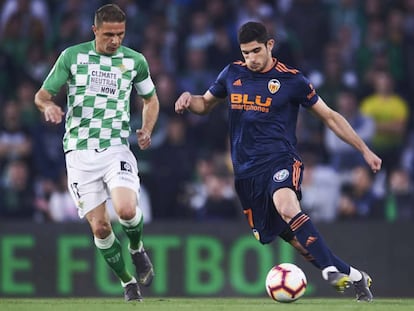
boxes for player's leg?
[235,175,281,245]
[287,235,350,274]
[85,202,142,301]
[273,188,351,292]
[66,149,141,302]
[287,236,372,301]
[274,159,372,301]
[106,146,154,287]
[111,186,154,286]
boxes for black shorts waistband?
[65,148,108,155]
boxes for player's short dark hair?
[94,4,126,26]
[238,21,270,44]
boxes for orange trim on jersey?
[233,60,247,66]
[290,214,310,231]
[292,159,302,191]
[305,236,318,247]
[243,208,254,228]
[276,62,299,74]
[307,89,317,100]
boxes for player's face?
[93,22,126,55]
[240,40,274,72]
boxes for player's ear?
[266,39,275,50]
[92,24,97,35]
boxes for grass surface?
[1,298,413,311]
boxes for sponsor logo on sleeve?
[120,161,132,173]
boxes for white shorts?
[65,145,140,218]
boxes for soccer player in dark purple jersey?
[175,21,381,302]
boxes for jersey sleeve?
[42,49,71,96]
[133,55,155,99]
[292,73,319,107]
[208,65,230,99]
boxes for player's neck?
[261,58,277,73]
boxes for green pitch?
[1,298,413,311]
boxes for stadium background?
[0,0,413,298]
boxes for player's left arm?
[310,97,382,173]
[136,92,159,150]
[133,54,160,150]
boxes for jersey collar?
[90,40,123,57]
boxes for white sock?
[94,231,115,249]
[129,241,144,253]
[322,266,339,280]
[118,208,142,227]
[121,276,137,287]
[349,267,362,282]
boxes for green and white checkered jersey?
[42,41,156,152]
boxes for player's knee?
[273,190,301,222]
[117,205,136,220]
[92,222,112,239]
[277,205,295,222]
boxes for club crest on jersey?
[273,169,289,182]
[268,79,281,94]
[118,64,127,73]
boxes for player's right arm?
[175,90,222,115]
[34,49,71,124]
[34,89,65,124]
[176,63,229,115]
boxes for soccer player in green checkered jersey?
[34,4,158,302]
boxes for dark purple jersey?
[208,59,318,179]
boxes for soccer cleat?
[327,271,352,293]
[131,248,155,286]
[354,271,373,302]
[123,282,143,302]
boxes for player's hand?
[44,104,65,124]
[363,150,382,173]
[136,128,151,150]
[175,92,192,114]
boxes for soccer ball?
[265,263,307,303]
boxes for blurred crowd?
[0,0,413,223]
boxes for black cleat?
[131,248,154,286]
[327,271,352,293]
[354,271,373,302]
[124,282,143,302]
